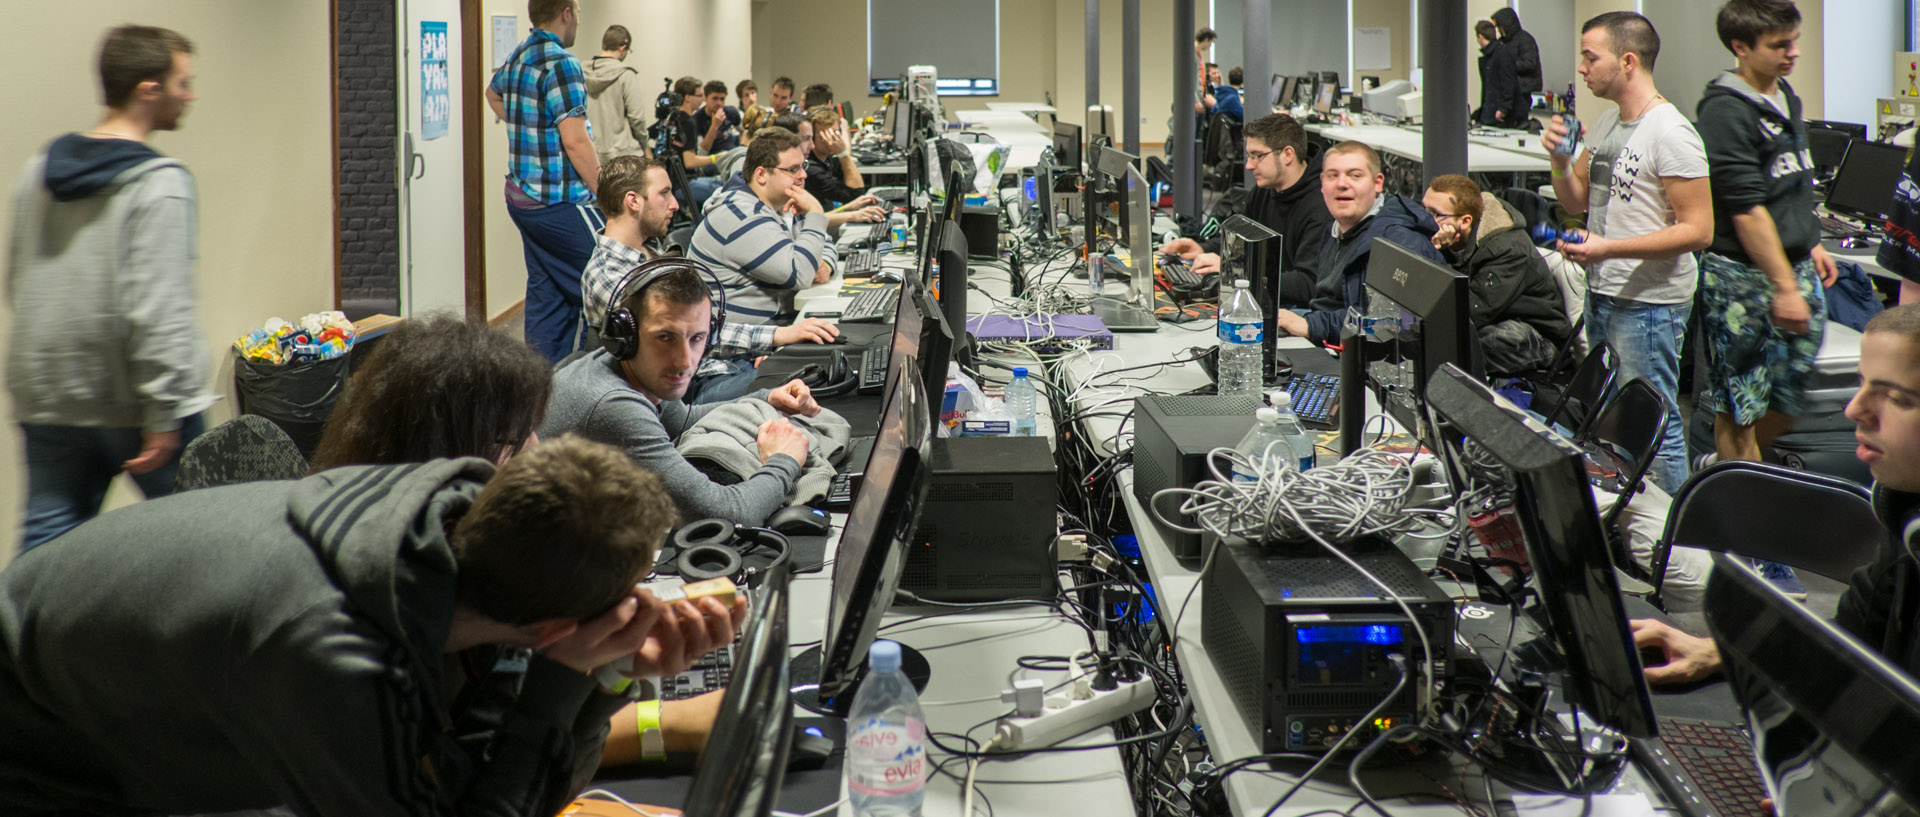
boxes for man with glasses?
[1272,140,1445,346]
[690,127,833,324]
[1423,174,1571,375]
[1160,113,1330,307]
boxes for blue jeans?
[1587,294,1690,494]
[506,199,605,364]
[687,358,759,405]
[20,413,206,554]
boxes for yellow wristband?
[633,699,666,760]
[1551,165,1568,179]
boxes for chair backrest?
[1533,246,1588,349]
[1584,376,1671,536]
[1541,341,1616,436]
[1650,460,1882,607]
[175,415,309,492]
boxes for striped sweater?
[689,174,829,322]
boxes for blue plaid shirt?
[489,29,592,205]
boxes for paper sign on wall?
[493,16,518,70]
[421,22,449,141]
[1354,27,1391,71]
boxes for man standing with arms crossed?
[488,0,601,363]
[8,25,213,553]
[1541,11,1713,495]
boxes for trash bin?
[233,353,349,459]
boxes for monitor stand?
[1091,296,1160,332]
[787,644,933,716]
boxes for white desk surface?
[987,102,1057,115]
[1306,122,1553,174]
[956,109,1049,133]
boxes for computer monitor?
[1293,75,1317,108]
[1272,74,1294,109]
[1807,125,1851,176]
[877,270,956,435]
[1052,120,1084,174]
[1088,104,1113,144]
[1808,119,1868,139]
[1706,554,1920,812]
[1424,365,1658,740]
[891,98,912,151]
[932,220,969,359]
[1219,214,1283,380]
[1826,139,1908,223]
[1320,70,1342,90]
[1313,80,1338,115]
[681,562,795,816]
[1360,238,1480,440]
[798,353,935,714]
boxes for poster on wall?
[421,21,449,141]
[493,16,518,69]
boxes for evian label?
[847,716,929,797]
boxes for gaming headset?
[601,257,729,362]
[658,518,792,587]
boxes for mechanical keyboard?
[1285,372,1341,427]
[658,646,734,700]
[1160,255,1206,291]
[857,346,889,394]
[1819,213,1869,238]
[1631,716,1768,817]
[840,285,900,323]
[843,246,881,278]
[823,472,858,509]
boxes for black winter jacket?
[1477,40,1530,128]
[1200,158,1334,306]
[1303,194,1446,345]
[1492,8,1543,95]
[1835,485,1920,679]
[1440,195,1572,346]
[1696,73,1820,265]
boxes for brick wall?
[336,0,400,319]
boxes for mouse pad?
[588,716,847,814]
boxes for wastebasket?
[233,353,349,459]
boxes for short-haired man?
[1423,174,1572,375]
[585,24,650,164]
[660,76,722,204]
[805,107,867,206]
[8,25,212,554]
[544,264,822,525]
[1272,141,1446,345]
[1542,11,1713,494]
[1633,303,1920,687]
[1217,66,1246,123]
[583,156,838,404]
[1161,113,1331,307]
[1476,19,1527,127]
[0,435,729,814]
[488,0,603,363]
[770,76,797,113]
[693,78,742,156]
[691,127,836,322]
[801,82,834,112]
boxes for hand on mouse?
[774,318,839,346]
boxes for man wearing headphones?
[584,155,837,404]
[545,254,819,527]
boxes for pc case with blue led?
[1200,535,1454,753]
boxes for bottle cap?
[1234,278,1250,289]
[1269,391,1291,410]
[869,639,903,673]
[1013,367,1028,377]
[1255,407,1280,423]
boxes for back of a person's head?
[770,112,806,134]
[802,82,833,110]
[528,0,572,26]
[1228,66,1244,86]
[450,434,672,625]
[310,314,551,471]
[601,24,630,52]
[1475,19,1498,42]
[98,24,193,109]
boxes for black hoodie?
[1491,8,1542,95]
[1696,73,1820,264]
[1200,158,1333,305]
[42,133,162,202]
[1835,485,1920,679]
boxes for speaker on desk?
[900,436,1058,601]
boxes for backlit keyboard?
[1285,372,1341,427]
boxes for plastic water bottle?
[1006,367,1038,437]
[1267,391,1318,472]
[847,640,929,816]
[1231,408,1295,483]
[1217,279,1264,401]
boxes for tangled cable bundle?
[1149,446,1432,546]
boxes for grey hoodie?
[584,55,651,159]
[0,459,625,816]
[7,134,215,431]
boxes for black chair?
[1494,186,1559,239]
[175,415,309,492]
[1647,460,1881,609]
[1534,340,1615,437]
[1577,377,1671,580]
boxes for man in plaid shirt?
[486,0,602,364]
[583,156,839,404]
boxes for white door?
[399,0,466,316]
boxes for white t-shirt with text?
[1582,101,1710,304]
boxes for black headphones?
[602,257,729,361]
[656,518,792,587]
[793,349,859,399]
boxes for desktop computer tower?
[1201,537,1455,753]
[900,436,1058,601]
[1131,394,1261,561]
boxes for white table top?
[1306,122,1553,174]
[987,101,1057,115]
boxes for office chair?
[1578,377,1670,581]
[175,415,309,492]
[1532,340,1614,438]
[1646,459,1880,610]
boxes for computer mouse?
[871,269,904,284]
[766,504,833,536]
[787,725,838,771]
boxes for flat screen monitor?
[1272,74,1294,109]
[682,562,794,816]
[1088,104,1113,143]
[1314,80,1338,115]
[891,98,912,150]
[1220,214,1283,380]
[1363,238,1480,437]
[1807,125,1851,174]
[1808,119,1868,139]
[1052,120,1084,174]
[1293,75,1317,108]
[1826,139,1908,223]
[811,354,935,712]
[1424,365,1658,739]
[932,220,969,358]
[1706,554,1920,812]
[878,268,956,435]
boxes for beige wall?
[1353,0,1414,85]
[1566,0,1824,125]
[0,3,335,566]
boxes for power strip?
[988,676,1156,753]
